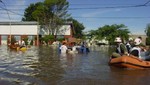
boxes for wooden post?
[0,35,1,45]
[36,22,39,46]
[36,18,40,46]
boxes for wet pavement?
[0,45,150,85]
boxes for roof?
[0,21,38,25]
[66,21,75,35]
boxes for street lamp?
[0,0,12,44]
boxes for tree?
[88,24,130,44]
[145,23,150,45]
[46,0,70,35]
[145,23,150,37]
[22,2,42,21]
[67,18,85,38]
[22,0,70,35]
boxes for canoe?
[109,55,150,69]
[18,47,27,52]
[9,45,27,52]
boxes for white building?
[0,21,39,45]
[0,21,75,45]
[39,22,75,43]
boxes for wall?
[55,25,71,35]
[0,22,39,46]
[0,25,38,35]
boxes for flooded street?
[0,45,150,85]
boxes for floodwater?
[0,45,150,85]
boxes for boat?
[9,45,27,52]
[18,47,27,52]
[109,55,150,69]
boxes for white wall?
[56,25,71,35]
[0,25,38,35]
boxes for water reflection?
[34,46,65,84]
[0,45,150,85]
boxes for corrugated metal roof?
[0,21,38,25]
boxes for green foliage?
[11,36,16,45]
[145,23,150,37]
[30,40,33,45]
[57,38,65,42]
[22,2,43,21]
[41,35,54,43]
[146,37,150,45]
[67,18,85,38]
[22,0,70,35]
[88,24,130,44]
[24,38,28,45]
[145,24,150,45]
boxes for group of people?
[59,42,90,54]
[15,39,26,48]
[112,36,150,61]
[8,38,29,50]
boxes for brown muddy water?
[0,45,150,85]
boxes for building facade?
[0,21,39,45]
[0,21,75,46]
[39,21,75,42]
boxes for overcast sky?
[0,0,150,35]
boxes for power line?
[68,4,150,10]
[0,12,149,19]
[0,2,150,11]
[0,6,24,16]
[0,4,29,6]
[69,0,150,10]
[0,12,23,15]
[70,4,143,6]
[1,4,147,6]
[73,16,150,19]
[144,0,150,5]
[0,8,25,11]
[0,4,149,11]
[0,0,149,16]
[0,1,11,20]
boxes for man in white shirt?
[60,42,68,54]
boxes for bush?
[146,37,150,45]
[57,38,65,42]
[11,36,16,45]
[41,35,54,43]
[24,38,28,45]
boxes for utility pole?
[0,0,12,44]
